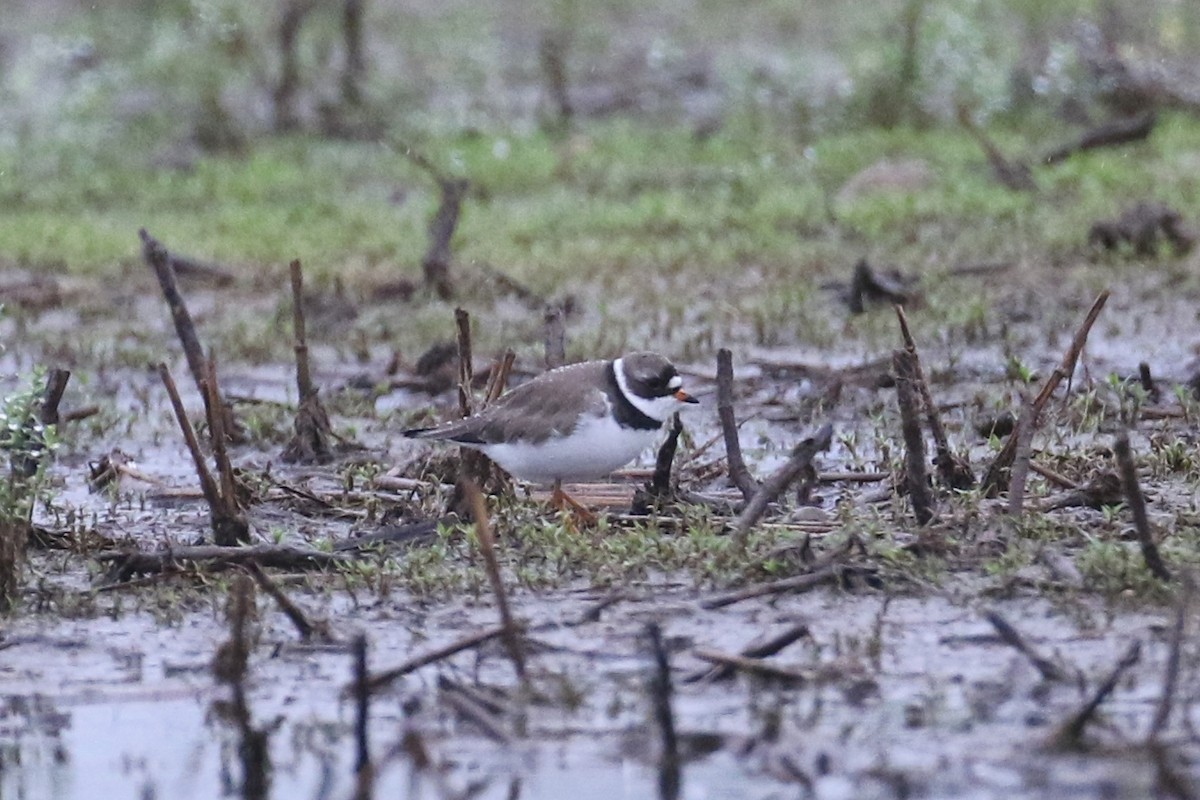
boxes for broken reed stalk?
[158,362,223,515]
[1149,575,1192,740]
[483,349,516,406]
[892,350,935,525]
[282,260,334,464]
[984,610,1067,683]
[982,290,1110,495]
[894,305,974,490]
[645,623,681,800]
[1114,433,1172,581]
[290,259,315,400]
[1051,641,1141,749]
[462,479,527,683]
[730,423,834,548]
[716,349,759,502]
[650,413,684,497]
[1006,398,1039,515]
[544,306,566,369]
[364,625,506,694]
[142,229,209,397]
[14,368,70,478]
[352,633,372,799]
[455,307,473,418]
[203,358,250,546]
[244,561,329,642]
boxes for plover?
[404,352,698,509]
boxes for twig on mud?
[544,306,566,369]
[569,591,628,625]
[646,623,681,800]
[730,423,833,548]
[462,479,527,684]
[158,362,248,546]
[894,305,974,490]
[141,228,242,440]
[244,561,333,643]
[983,610,1069,683]
[892,350,935,525]
[1149,574,1193,741]
[717,349,759,503]
[1042,111,1157,166]
[1049,640,1141,749]
[982,290,1110,496]
[685,622,810,683]
[1029,461,1079,491]
[97,543,345,584]
[352,633,373,799]
[282,259,335,464]
[363,625,506,695]
[1114,432,1172,581]
[1006,398,1038,515]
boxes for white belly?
[478,415,659,484]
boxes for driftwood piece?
[982,290,1110,495]
[97,543,346,584]
[1114,433,1171,581]
[730,424,833,547]
[1043,111,1157,166]
[716,349,758,502]
[893,350,935,525]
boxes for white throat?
[613,357,686,422]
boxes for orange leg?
[550,480,598,527]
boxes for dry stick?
[1050,641,1141,749]
[483,349,517,406]
[1006,398,1039,515]
[716,349,759,502]
[1149,575,1192,741]
[455,308,473,418]
[143,230,208,396]
[364,625,506,694]
[700,564,840,610]
[158,363,222,516]
[283,260,334,463]
[462,479,527,682]
[1114,433,1172,581]
[646,623,681,800]
[895,305,974,490]
[440,683,511,744]
[244,561,329,643]
[544,306,566,369]
[984,610,1068,682]
[686,622,810,683]
[690,650,811,684]
[650,413,684,497]
[731,423,834,548]
[352,633,372,800]
[203,358,250,545]
[97,543,346,583]
[893,350,935,525]
[982,290,1110,495]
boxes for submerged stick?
[203,358,250,546]
[716,349,758,502]
[893,350,934,524]
[646,623,681,800]
[245,561,330,643]
[686,622,810,683]
[1114,433,1171,581]
[352,634,372,799]
[364,626,506,694]
[983,290,1110,495]
[158,363,222,515]
[1149,575,1192,741]
[984,610,1068,683]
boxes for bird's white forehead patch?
[668,375,682,390]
